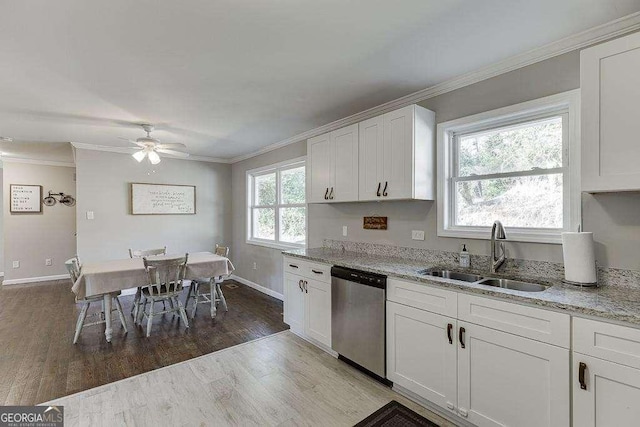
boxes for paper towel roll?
[562,232,597,284]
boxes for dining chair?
[129,246,167,319]
[136,254,190,337]
[184,244,230,319]
[66,256,128,344]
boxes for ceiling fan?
[120,124,189,164]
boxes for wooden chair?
[66,256,128,344]
[184,244,230,319]
[136,254,190,337]
[129,246,167,319]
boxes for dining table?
[72,251,235,342]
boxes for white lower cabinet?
[304,278,331,346]
[572,354,640,427]
[387,288,570,426]
[386,301,457,412]
[457,322,569,427]
[283,257,331,348]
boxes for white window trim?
[437,90,581,244]
[246,156,307,250]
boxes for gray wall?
[3,162,77,282]
[0,167,3,275]
[75,149,231,263]
[231,47,640,293]
[231,142,306,295]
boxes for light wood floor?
[46,331,455,427]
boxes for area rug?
[354,400,440,427]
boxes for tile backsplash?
[322,239,640,289]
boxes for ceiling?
[1,0,639,162]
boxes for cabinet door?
[331,124,359,202]
[457,322,569,427]
[573,353,640,427]
[358,115,384,201]
[582,31,640,192]
[307,133,331,203]
[304,278,331,347]
[387,301,457,413]
[284,273,305,335]
[382,105,414,200]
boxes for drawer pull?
[579,362,587,390]
[329,187,334,200]
[459,327,466,349]
[298,280,303,291]
[382,181,388,197]
[289,264,299,269]
[447,323,453,344]
[311,269,323,275]
[376,182,381,197]
[324,188,329,200]
[304,281,308,293]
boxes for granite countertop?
[284,247,640,327]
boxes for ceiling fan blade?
[118,137,145,147]
[156,143,187,149]
[156,149,190,158]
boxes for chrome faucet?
[490,220,507,273]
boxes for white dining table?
[72,251,235,342]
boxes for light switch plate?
[412,230,425,240]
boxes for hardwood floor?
[46,331,454,427]
[0,279,288,405]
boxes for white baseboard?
[393,384,472,427]
[3,273,71,286]
[228,274,284,301]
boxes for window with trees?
[247,158,306,249]
[437,91,580,243]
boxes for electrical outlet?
[86,211,94,220]
[45,258,52,266]
[342,226,348,237]
[252,262,257,270]
[411,230,425,241]
[12,261,19,269]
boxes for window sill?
[438,227,563,244]
[246,239,306,251]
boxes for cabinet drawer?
[283,257,331,283]
[458,294,570,348]
[387,278,457,318]
[574,317,640,370]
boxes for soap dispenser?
[459,244,470,268]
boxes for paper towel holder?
[561,261,599,288]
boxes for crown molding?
[0,157,75,168]
[70,142,230,164]
[229,12,640,164]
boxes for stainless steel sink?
[476,278,549,292]
[420,269,484,283]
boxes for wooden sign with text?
[363,216,388,230]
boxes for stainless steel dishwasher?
[331,266,389,383]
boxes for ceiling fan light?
[148,151,161,165]
[132,150,146,162]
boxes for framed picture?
[10,184,43,213]
[130,183,196,215]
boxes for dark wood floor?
[0,279,288,405]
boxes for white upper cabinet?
[307,124,358,203]
[308,104,434,203]
[581,31,640,192]
[360,105,435,201]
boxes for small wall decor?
[10,184,43,213]
[43,191,76,207]
[131,183,196,215]
[363,216,388,230]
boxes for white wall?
[231,46,640,293]
[231,142,306,295]
[75,149,231,262]
[3,161,77,282]
[0,166,4,275]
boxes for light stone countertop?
[284,247,640,327]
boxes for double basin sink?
[419,269,550,292]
